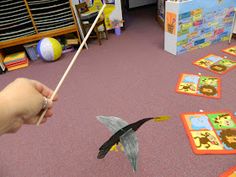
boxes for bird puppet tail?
[153,116,171,122]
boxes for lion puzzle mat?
[220,166,236,177]
[181,111,236,154]
[223,46,236,57]
[176,73,221,99]
[193,54,236,74]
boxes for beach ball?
[37,37,62,62]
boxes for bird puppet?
[97,115,171,171]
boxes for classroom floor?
[1,5,236,177]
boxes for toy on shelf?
[181,111,236,154]
[223,46,236,57]
[176,73,221,99]
[3,52,29,71]
[37,37,62,62]
[111,19,123,36]
[193,54,236,74]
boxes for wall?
[129,0,156,8]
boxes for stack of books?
[3,51,29,71]
[64,33,79,45]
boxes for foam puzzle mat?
[223,46,236,57]
[176,73,221,99]
[193,54,236,74]
[220,166,236,177]
[181,111,236,154]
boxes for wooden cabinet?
[156,0,166,28]
[0,0,81,49]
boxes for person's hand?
[0,78,58,135]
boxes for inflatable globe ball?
[37,37,62,62]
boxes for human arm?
[0,78,57,135]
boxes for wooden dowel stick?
[36,4,107,125]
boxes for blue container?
[115,26,121,36]
[24,43,39,61]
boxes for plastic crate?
[24,43,39,61]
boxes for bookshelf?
[164,0,235,55]
[0,0,81,49]
[156,0,166,28]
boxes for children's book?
[193,54,236,74]
[223,46,236,57]
[3,52,27,63]
[3,51,29,71]
[7,62,29,71]
[176,73,221,99]
[181,111,236,154]
[220,166,236,177]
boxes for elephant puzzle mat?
[181,111,236,154]
[220,166,236,177]
[176,73,221,99]
[193,54,236,74]
[223,46,236,57]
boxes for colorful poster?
[176,73,221,99]
[176,0,235,54]
[223,46,236,57]
[181,111,236,154]
[193,54,236,74]
[166,12,176,35]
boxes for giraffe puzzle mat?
[181,111,236,155]
[176,73,221,99]
[223,46,236,57]
[193,54,236,74]
[220,166,236,177]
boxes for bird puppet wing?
[120,129,138,172]
[97,115,171,171]
[96,116,128,134]
[97,116,139,171]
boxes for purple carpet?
[0,6,236,177]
